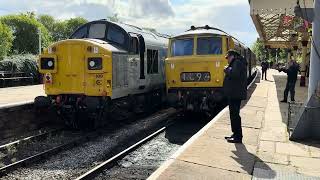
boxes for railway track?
[75,126,171,180]
[0,108,177,179]
[0,128,102,177]
[0,128,63,151]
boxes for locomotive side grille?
[112,53,128,89]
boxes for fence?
[0,71,36,88]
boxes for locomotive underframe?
[167,87,225,113]
[35,87,164,129]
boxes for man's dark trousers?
[228,99,242,139]
[284,80,296,101]
[262,70,267,80]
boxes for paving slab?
[258,140,275,153]
[204,124,260,146]
[256,151,289,165]
[152,159,252,180]
[0,85,44,105]
[290,156,320,176]
[176,135,257,174]
[276,142,310,157]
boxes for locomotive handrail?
[187,25,229,35]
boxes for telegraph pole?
[308,0,320,99]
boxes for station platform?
[149,69,320,180]
[0,85,44,107]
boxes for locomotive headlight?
[47,60,54,67]
[88,57,102,70]
[41,58,55,70]
[89,60,95,67]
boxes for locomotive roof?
[173,25,248,49]
[176,29,227,37]
[94,19,169,47]
[174,26,228,38]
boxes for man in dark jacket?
[261,61,269,80]
[223,49,247,143]
[279,60,300,102]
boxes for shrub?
[0,54,39,82]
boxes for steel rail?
[75,126,170,180]
[0,130,102,177]
[0,108,177,177]
[0,128,63,151]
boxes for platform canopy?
[250,0,313,49]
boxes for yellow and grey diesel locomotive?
[166,25,256,114]
[35,20,168,128]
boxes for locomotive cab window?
[71,25,88,39]
[197,36,222,55]
[147,49,158,74]
[88,23,107,39]
[171,38,194,57]
[130,37,139,54]
[107,25,126,45]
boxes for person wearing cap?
[279,59,300,103]
[223,49,247,143]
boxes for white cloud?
[128,0,174,18]
[0,0,258,46]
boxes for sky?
[0,0,259,47]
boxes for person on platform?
[279,60,300,102]
[261,60,269,80]
[223,49,247,143]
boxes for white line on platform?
[0,100,34,110]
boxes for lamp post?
[38,28,42,55]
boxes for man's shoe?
[227,137,242,144]
[280,100,287,103]
[224,134,234,140]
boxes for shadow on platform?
[233,143,276,178]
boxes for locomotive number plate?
[180,72,210,82]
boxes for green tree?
[37,14,55,33]
[65,17,88,38]
[278,49,288,61]
[251,40,267,61]
[0,22,13,60]
[1,14,51,54]
[51,21,67,41]
[51,17,87,41]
